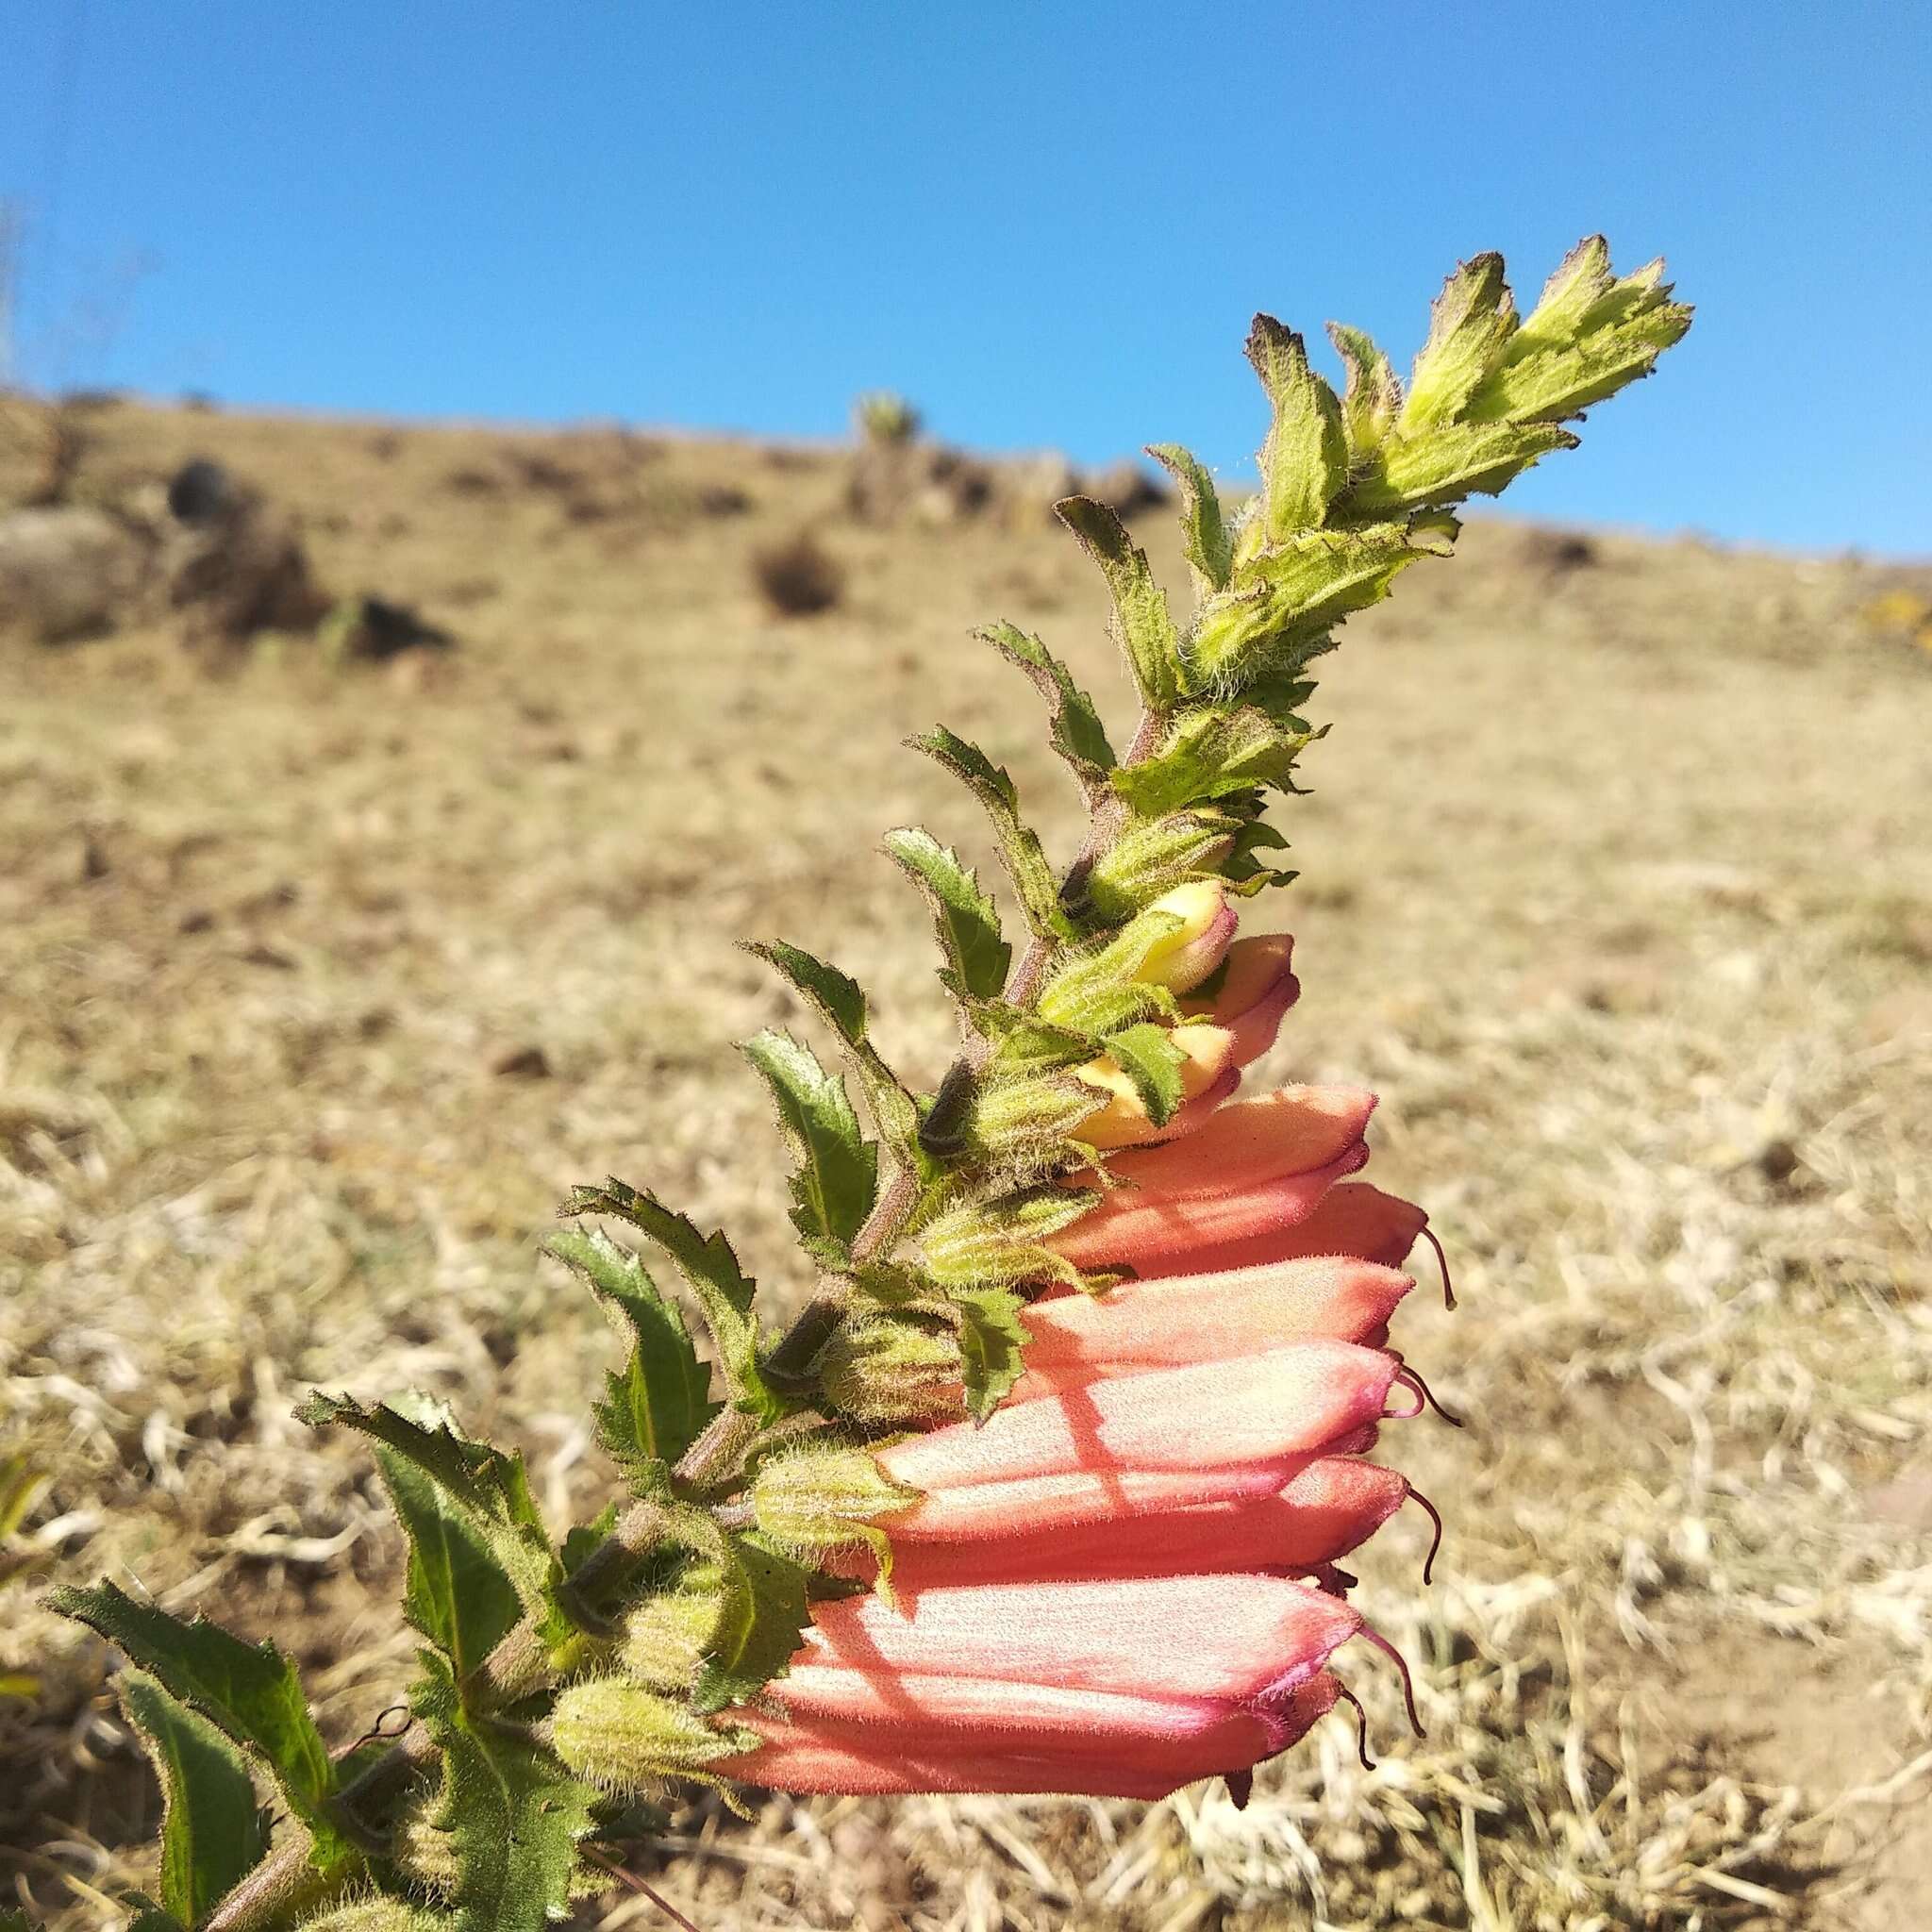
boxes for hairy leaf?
[1144,443,1233,598]
[1111,705,1311,818]
[1344,419,1576,513]
[1325,323,1402,459]
[952,1286,1031,1424]
[562,1179,784,1424]
[50,1582,350,1868]
[1401,251,1519,429]
[691,1534,817,1713]
[979,623,1117,796]
[741,1030,879,1250]
[417,1656,597,1932]
[746,940,925,1169]
[1053,495,1187,706]
[1099,1021,1191,1126]
[909,728,1074,941]
[1244,315,1347,541]
[883,827,1012,1002]
[120,1670,270,1925]
[1191,520,1435,684]
[299,1391,564,1657]
[548,1225,718,1476]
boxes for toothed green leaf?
[1111,706,1312,818]
[119,1670,271,1925]
[48,1582,351,1870]
[1097,1021,1190,1126]
[884,826,1013,1002]
[1401,251,1519,429]
[741,1029,880,1249]
[1326,323,1402,459]
[1344,421,1576,513]
[746,941,925,1170]
[416,1655,597,1932]
[297,1391,567,1653]
[1244,315,1347,542]
[1145,443,1234,597]
[1053,495,1188,706]
[691,1533,817,1713]
[1191,520,1436,684]
[910,728,1074,941]
[953,1286,1031,1423]
[549,1225,719,1479]
[561,1179,786,1424]
[979,622,1118,796]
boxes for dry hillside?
[3,396,1930,1930]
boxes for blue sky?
[4,3,1926,556]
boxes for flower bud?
[1127,881,1237,993]
[1071,1023,1237,1150]
[1082,810,1239,923]
[750,1440,918,1563]
[549,1678,753,1794]
[922,1191,1092,1291]
[817,1314,964,1426]
[962,1068,1100,1162]
[1179,932,1300,1065]
[619,1587,724,1690]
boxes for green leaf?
[1325,323,1402,460]
[120,1669,270,1925]
[48,1582,351,1870]
[748,939,867,1043]
[416,1655,597,1932]
[1474,236,1691,420]
[953,1286,1032,1424]
[1343,420,1576,513]
[1111,706,1312,818]
[1144,444,1233,597]
[1401,251,1520,430]
[1191,520,1432,685]
[1098,1021,1190,1126]
[548,1226,718,1477]
[1243,315,1347,542]
[908,728,1074,942]
[691,1534,817,1713]
[884,826,1013,1002]
[979,621,1118,798]
[1052,495,1187,707]
[741,1029,880,1249]
[299,1391,565,1657]
[562,1178,785,1424]
[745,940,926,1169]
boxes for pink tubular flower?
[880,1342,1401,1511]
[1118,1180,1431,1281]
[719,1674,1341,1800]
[1181,933,1301,1066]
[860,1457,1410,1595]
[716,1577,1356,1800]
[1011,1256,1413,1396]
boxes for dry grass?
[2,398,1929,1928]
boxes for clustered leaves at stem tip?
[38,238,1688,1932]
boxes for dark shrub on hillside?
[754,532,843,617]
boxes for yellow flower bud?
[549,1678,751,1795]
[1073,1022,1237,1150]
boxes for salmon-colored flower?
[1181,932,1301,1066]
[718,1576,1357,1799]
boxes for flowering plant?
[42,240,1687,1932]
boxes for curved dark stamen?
[1391,1361,1465,1430]
[1406,1483,1446,1585]
[1382,1372,1426,1422]
[1332,1678,1375,1772]
[1421,1223,1457,1310]
[1360,1624,1425,1739]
